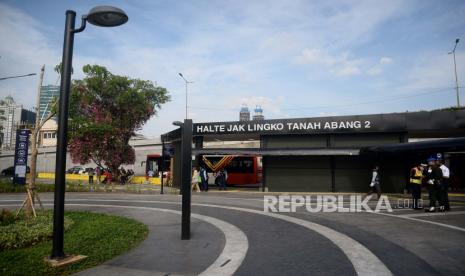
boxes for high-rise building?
[39,85,59,121]
[252,106,264,121]
[239,105,250,121]
[0,96,36,150]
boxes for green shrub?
[0,209,18,226]
[0,210,73,250]
[0,211,148,275]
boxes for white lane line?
[0,199,391,276]
[0,203,248,276]
[397,211,465,218]
[2,198,465,233]
[195,203,393,276]
[361,211,465,233]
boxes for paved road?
[1,192,465,275]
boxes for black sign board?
[193,110,465,136]
[13,129,30,185]
[163,143,175,158]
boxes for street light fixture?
[178,73,193,120]
[0,73,36,81]
[172,121,183,126]
[448,38,461,107]
[51,6,128,260]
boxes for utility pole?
[449,38,461,107]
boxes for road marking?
[2,197,465,233]
[1,199,391,276]
[398,211,465,218]
[4,196,465,275]
[0,203,248,276]
[195,203,393,276]
[364,211,465,233]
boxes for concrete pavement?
[1,192,465,275]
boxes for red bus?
[145,154,262,186]
[201,155,262,186]
[145,154,170,177]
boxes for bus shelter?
[161,109,465,193]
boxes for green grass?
[1,211,73,250]
[0,180,56,193]
[0,211,148,275]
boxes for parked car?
[66,166,87,174]
[84,167,95,175]
[1,166,30,177]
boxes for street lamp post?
[51,6,128,260]
[173,120,192,240]
[178,73,193,119]
[449,38,461,107]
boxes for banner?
[202,156,235,173]
[13,129,30,185]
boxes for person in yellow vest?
[410,164,424,209]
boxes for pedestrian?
[166,171,172,187]
[88,168,95,184]
[103,169,112,185]
[199,166,208,192]
[437,155,450,211]
[218,169,227,191]
[424,157,443,212]
[95,166,101,184]
[409,164,424,209]
[192,167,201,192]
[367,165,381,199]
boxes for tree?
[67,65,169,179]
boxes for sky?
[0,0,464,137]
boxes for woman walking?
[192,167,201,192]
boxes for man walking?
[88,168,95,184]
[367,165,381,199]
[218,169,227,191]
[199,166,208,192]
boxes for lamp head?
[172,121,183,127]
[86,6,128,27]
[178,73,183,77]
[456,38,460,44]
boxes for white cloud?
[0,3,60,107]
[399,52,464,92]
[296,48,362,76]
[366,56,394,76]
[380,57,393,65]
[1,0,462,138]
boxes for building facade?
[0,96,36,150]
[252,106,264,121]
[39,85,59,120]
[38,119,58,147]
[239,106,250,121]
